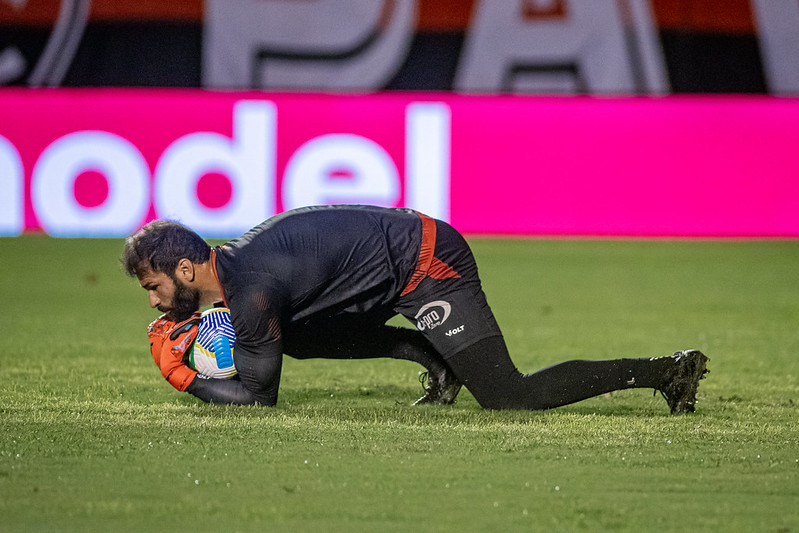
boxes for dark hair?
[122,220,211,277]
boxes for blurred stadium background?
[2,0,799,240]
[2,3,798,531]
[0,0,794,93]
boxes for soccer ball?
[189,307,237,379]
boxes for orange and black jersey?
[214,204,423,331]
[187,205,436,405]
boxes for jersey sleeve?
[179,274,289,405]
[146,301,286,406]
[184,308,285,405]
[222,275,289,404]
[185,341,283,405]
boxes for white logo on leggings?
[415,300,451,331]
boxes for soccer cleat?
[658,349,709,415]
[413,366,462,406]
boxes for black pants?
[282,216,674,410]
[444,336,673,410]
[283,314,449,378]
[283,314,673,410]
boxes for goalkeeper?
[123,205,708,413]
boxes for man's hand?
[147,312,201,391]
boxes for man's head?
[123,220,211,321]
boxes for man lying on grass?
[123,205,708,414]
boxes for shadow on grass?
[169,383,686,428]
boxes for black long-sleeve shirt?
[187,205,424,405]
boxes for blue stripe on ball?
[213,335,234,368]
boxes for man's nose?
[148,291,160,309]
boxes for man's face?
[138,268,200,322]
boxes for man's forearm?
[185,375,276,405]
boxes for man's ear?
[175,258,196,283]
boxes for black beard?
[169,275,201,322]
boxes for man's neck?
[193,260,224,307]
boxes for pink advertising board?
[1,89,797,237]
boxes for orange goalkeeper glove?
[146,312,201,392]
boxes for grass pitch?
[1,235,797,532]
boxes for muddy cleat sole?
[413,367,462,406]
[659,349,709,415]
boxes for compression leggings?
[446,336,674,410]
[284,319,673,410]
[189,324,674,409]
[284,323,450,378]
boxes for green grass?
[1,236,797,532]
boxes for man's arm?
[185,375,260,404]
[177,266,292,405]
[184,343,283,405]
[148,310,285,405]
[186,356,283,407]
